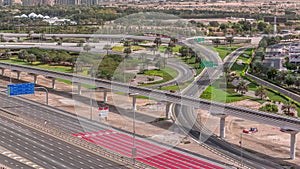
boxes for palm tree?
[226,36,234,46]
[212,38,221,47]
[18,50,28,61]
[83,44,92,52]
[0,34,4,42]
[223,65,231,82]
[255,85,267,100]
[26,54,36,64]
[4,49,11,59]
[267,68,278,80]
[236,80,248,95]
[167,39,176,55]
[282,101,296,115]
[154,37,162,49]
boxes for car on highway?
[243,127,258,134]
[279,128,294,133]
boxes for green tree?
[209,21,219,27]
[83,44,92,52]
[26,54,36,64]
[255,85,267,100]
[267,67,278,80]
[18,50,28,61]
[285,75,295,87]
[179,46,189,57]
[236,80,248,95]
[282,101,296,115]
[3,49,11,59]
[257,22,267,32]
[212,38,221,47]
[225,36,234,46]
[40,52,50,64]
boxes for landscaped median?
[137,67,178,87]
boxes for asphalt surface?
[0,92,104,134]
[149,59,195,88]
[173,42,282,168]
[0,111,128,169]
[0,154,33,169]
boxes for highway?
[0,92,105,134]
[0,89,227,169]
[0,111,128,169]
[0,154,33,169]
[1,33,261,44]
[0,62,299,132]
[173,39,282,168]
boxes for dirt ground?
[1,71,300,168]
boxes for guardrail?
[0,62,299,131]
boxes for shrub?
[259,103,278,113]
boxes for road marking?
[0,146,45,169]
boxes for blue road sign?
[7,83,35,96]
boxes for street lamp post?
[34,87,49,105]
[239,133,244,167]
[129,93,138,165]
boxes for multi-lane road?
[173,40,282,168]
[0,62,299,132]
[0,111,128,169]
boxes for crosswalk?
[0,148,44,169]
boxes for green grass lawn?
[178,57,204,75]
[230,48,253,76]
[111,46,144,52]
[158,45,181,53]
[214,46,239,60]
[139,66,178,86]
[200,85,261,103]
[1,58,73,73]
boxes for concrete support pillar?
[51,78,56,89]
[220,116,226,139]
[77,84,82,95]
[212,113,228,139]
[290,132,298,160]
[103,90,108,103]
[16,71,21,80]
[33,75,38,84]
[165,102,171,119]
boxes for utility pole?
[239,133,244,167]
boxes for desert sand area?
[1,71,299,168]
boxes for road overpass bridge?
[0,33,261,44]
[0,62,299,160]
